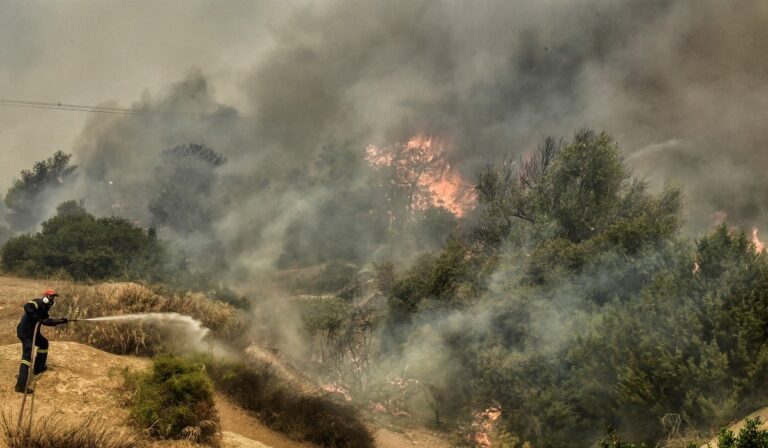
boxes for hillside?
[699,409,768,448]
[0,275,450,448]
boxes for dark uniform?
[15,295,67,393]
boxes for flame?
[366,134,476,218]
[471,407,502,447]
[752,227,765,253]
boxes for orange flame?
[366,134,475,217]
[752,227,765,253]
[471,407,502,447]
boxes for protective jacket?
[15,297,66,392]
[17,297,65,339]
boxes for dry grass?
[53,282,247,356]
[0,412,147,448]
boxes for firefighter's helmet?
[42,288,58,304]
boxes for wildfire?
[752,227,765,253]
[366,134,476,217]
[711,212,765,255]
[472,407,503,447]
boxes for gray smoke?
[4,0,768,276]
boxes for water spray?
[71,312,214,352]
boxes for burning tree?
[366,135,475,228]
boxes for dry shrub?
[206,357,374,448]
[0,412,146,448]
[53,282,246,355]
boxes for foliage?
[124,355,219,443]
[295,295,376,393]
[1,412,146,448]
[1,202,165,281]
[206,357,375,448]
[717,418,768,448]
[4,150,77,230]
[378,130,768,447]
[148,143,226,235]
[598,418,768,448]
[597,424,653,448]
[279,144,390,267]
[0,223,12,247]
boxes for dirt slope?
[0,275,452,448]
[0,341,303,448]
[699,408,768,448]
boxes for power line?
[0,98,253,120]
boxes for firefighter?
[14,288,69,394]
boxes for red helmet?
[43,288,58,297]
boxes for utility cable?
[0,98,253,120]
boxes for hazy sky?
[0,0,288,188]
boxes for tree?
[476,137,561,245]
[380,130,687,446]
[366,136,464,228]
[541,130,626,242]
[148,143,226,235]
[278,144,390,267]
[1,201,166,281]
[4,151,77,230]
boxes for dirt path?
[215,395,315,448]
[374,427,453,448]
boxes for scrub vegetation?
[4,130,768,447]
[123,355,220,444]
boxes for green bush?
[124,355,219,444]
[718,418,768,448]
[1,201,166,281]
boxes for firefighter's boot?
[34,350,48,375]
[15,361,33,393]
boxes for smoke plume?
[14,0,756,278]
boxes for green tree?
[4,151,77,230]
[148,143,226,235]
[541,130,625,242]
[1,201,165,281]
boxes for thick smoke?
[4,0,768,280]
[3,1,767,440]
[34,0,765,278]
